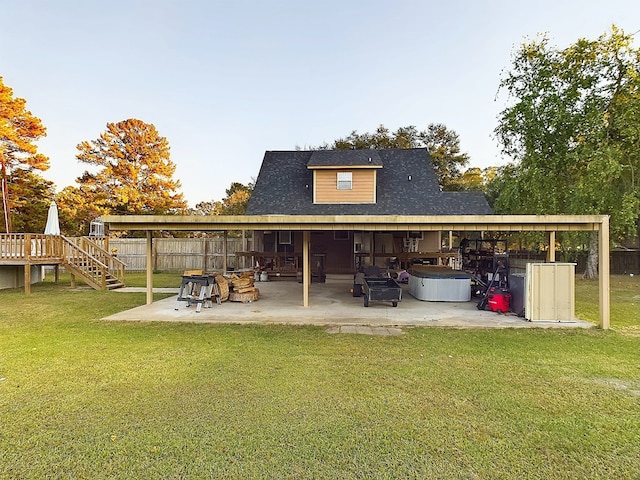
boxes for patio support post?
[599,216,610,329]
[223,230,228,273]
[242,229,246,269]
[24,264,31,295]
[547,231,556,262]
[202,237,208,272]
[146,231,153,305]
[24,233,31,295]
[303,230,310,307]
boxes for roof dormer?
[307,150,382,204]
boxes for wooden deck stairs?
[61,236,126,290]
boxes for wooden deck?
[0,234,125,293]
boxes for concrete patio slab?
[104,275,594,330]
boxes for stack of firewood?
[228,272,260,302]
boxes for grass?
[125,271,184,288]
[0,274,638,479]
[575,273,640,332]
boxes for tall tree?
[453,166,497,192]
[56,184,107,237]
[190,182,253,216]
[74,119,187,216]
[0,76,49,232]
[0,170,55,233]
[215,182,253,215]
[493,26,640,278]
[420,123,470,190]
[325,123,469,190]
[190,200,217,216]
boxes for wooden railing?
[0,234,63,263]
[60,236,113,290]
[73,236,126,283]
[79,235,108,251]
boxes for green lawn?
[575,274,640,332]
[0,274,638,479]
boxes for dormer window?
[307,150,381,204]
[337,171,352,190]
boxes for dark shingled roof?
[246,148,493,216]
[307,149,383,168]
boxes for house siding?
[314,169,376,204]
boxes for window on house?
[337,171,352,190]
[279,231,292,244]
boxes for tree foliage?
[59,119,187,233]
[0,76,49,232]
[56,184,107,237]
[493,26,640,276]
[422,124,471,191]
[190,182,253,216]
[322,124,470,190]
[0,170,55,233]
[455,166,497,192]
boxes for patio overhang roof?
[101,214,604,232]
[101,214,610,329]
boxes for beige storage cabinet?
[525,263,576,322]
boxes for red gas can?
[487,288,511,313]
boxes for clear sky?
[2,0,639,207]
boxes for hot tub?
[408,267,471,302]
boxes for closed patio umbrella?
[44,201,60,235]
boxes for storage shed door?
[525,263,576,321]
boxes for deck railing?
[60,236,112,290]
[77,236,126,282]
[0,234,63,262]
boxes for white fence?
[109,237,252,272]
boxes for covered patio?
[101,214,611,328]
[104,273,594,329]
